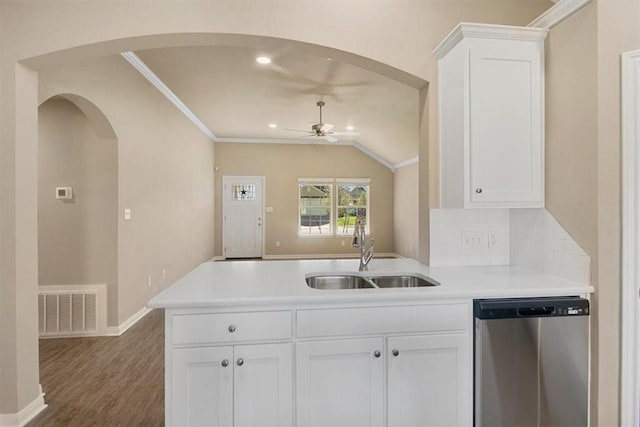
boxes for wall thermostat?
[55,187,73,200]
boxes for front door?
[223,176,264,259]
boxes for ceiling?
[132,43,425,166]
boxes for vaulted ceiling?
[131,42,426,167]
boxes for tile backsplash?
[429,208,591,284]
[510,209,591,284]
[429,209,510,266]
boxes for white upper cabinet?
[435,23,548,208]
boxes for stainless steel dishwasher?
[474,297,590,427]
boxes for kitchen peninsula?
[148,258,592,427]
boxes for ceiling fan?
[284,101,360,143]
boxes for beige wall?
[38,97,118,325]
[596,0,640,425]
[393,162,418,259]
[545,5,601,422]
[0,0,557,416]
[214,142,393,257]
[39,55,216,327]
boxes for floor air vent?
[38,285,107,337]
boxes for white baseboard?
[262,253,399,260]
[106,306,153,336]
[0,386,47,427]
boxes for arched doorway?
[37,94,118,334]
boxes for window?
[336,180,369,235]
[298,178,370,237]
[298,181,333,236]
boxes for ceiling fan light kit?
[284,100,360,142]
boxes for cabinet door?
[170,346,234,427]
[296,338,384,427]
[233,343,293,427]
[467,45,543,207]
[387,334,471,426]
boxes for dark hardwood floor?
[29,309,165,426]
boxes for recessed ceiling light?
[346,125,355,131]
[256,56,271,65]
[268,123,277,128]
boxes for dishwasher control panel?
[474,297,590,319]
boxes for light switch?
[266,207,274,213]
[124,208,132,220]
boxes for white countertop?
[147,258,593,309]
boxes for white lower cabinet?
[296,338,385,427]
[234,343,293,427]
[171,346,234,427]
[170,342,293,427]
[167,303,471,426]
[296,333,470,427]
[387,334,470,427]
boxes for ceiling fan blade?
[330,131,360,136]
[283,128,312,133]
[324,135,338,143]
[321,123,334,132]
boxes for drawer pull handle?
[392,349,400,357]
[221,359,229,368]
[237,358,244,366]
[373,350,381,358]
[228,325,236,333]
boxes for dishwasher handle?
[517,306,554,317]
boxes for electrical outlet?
[341,240,345,246]
[275,241,280,247]
[147,276,151,288]
[488,233,497,248]
[462,231,485,249]
[124,208,132,221]
[162,268,166,279]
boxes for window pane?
[299,183,332,235]
[232,184,256,200]
[336,184,369,235]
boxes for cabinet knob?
[475,188,483,194]
[392,349,400,357]
[373,350,381,358]
[228,325,236,333]
[236,358,244,366]
[221,359,229,367]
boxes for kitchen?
[0,1,637,426]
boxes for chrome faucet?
[352,217,375,271]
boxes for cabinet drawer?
[297,304,468,338]
[171,311,292,345]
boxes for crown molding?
[528,0,592,29]
[393,156,419,170]
[433,23,548,59]
[121,51,217,140]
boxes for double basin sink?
[306,273,440,290]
